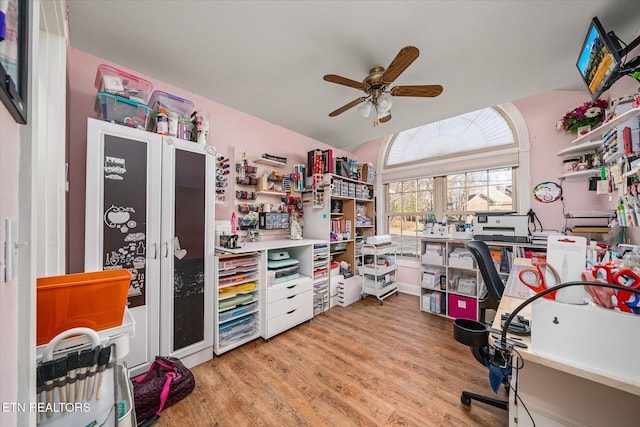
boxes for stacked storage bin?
[94,64,153,130]
[147,90,196,140]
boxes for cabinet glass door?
[161,139,214,359]
[172,148,206,350]
[85,118,162,376]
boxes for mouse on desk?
[501,313,531,336]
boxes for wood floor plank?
[155,293,509,426]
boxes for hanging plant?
[556,99,608,134]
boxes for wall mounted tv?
[576,16,640,100]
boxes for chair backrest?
[464,240,505,310]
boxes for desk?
[495,269,640,426]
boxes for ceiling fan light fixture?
[378,109,391,120]
[358,100,373,118]
[377,94,392,112]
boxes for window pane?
[402,191,417,213]
[388,193,402,214]
[386,107,515,166]
[446,167,513,214]
[417,178,432,191]
[388,181,403,193]
[417,191,433,212]
[388,215,402,236]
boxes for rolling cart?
[361,240,399,304]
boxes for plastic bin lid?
[94,64,153,91]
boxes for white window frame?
[377,103,531,262]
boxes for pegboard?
[232,147,305,242]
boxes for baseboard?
[396,281,420,296]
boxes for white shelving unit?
[360,243,399,304]
[312,243,330,315]
[214,253,261,355]
[420,238,547,321]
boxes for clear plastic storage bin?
[94,64,153,104]
[95,92,152,130]
[147,90,195,119]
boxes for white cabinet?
[85,118,215,376]
[361,243,399,304]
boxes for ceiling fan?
[323,46,443,126]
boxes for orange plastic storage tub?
[36,269,132,345]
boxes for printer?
[472,212,529,243]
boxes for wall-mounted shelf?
[256,190,287,196]
[557,140,602,157]
[254,157,287,167]
[572,107,640,145]
[558,169,600,180]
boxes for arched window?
[381,104,530,259]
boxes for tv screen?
[576,17,622,100]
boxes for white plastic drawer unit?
[267,277,313,303]
[265,277,313,339]
[267,290,313,320]
[266,301,314,338]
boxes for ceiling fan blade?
[390,85,443,97]
[382,46,419,84]
[323,74,369,91]
[329,97,367,117]
[379,114,392,123]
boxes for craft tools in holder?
[216,155,230,203]
[35,319,135,426]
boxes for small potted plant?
[556,99,608,134]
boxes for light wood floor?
[156,293,509,426]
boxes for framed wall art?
[0,0,28,124]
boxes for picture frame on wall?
[0,0,28,124]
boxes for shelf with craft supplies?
[557,139,602,157]
[558,168,601,180]
[233,148,305,242]
[571,105,640,145]
[254,155,287,167]
[564,211,615,238]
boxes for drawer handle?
[286,308,297,315]
[286,294,297,300]
[286,284,297,289]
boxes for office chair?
[451,240,508,410]
[465,240,505,325]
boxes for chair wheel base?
[460,391,508,411]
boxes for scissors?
[518,262,562,299]
[591,263,640,312]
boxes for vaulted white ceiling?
[65,0,640,152]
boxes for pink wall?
[0,103,21,425]
[513,90,604,233]
[66,48,352,273]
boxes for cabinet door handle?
[286,308,297,315]
[151,243,158,260]
[163,242,169,258]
